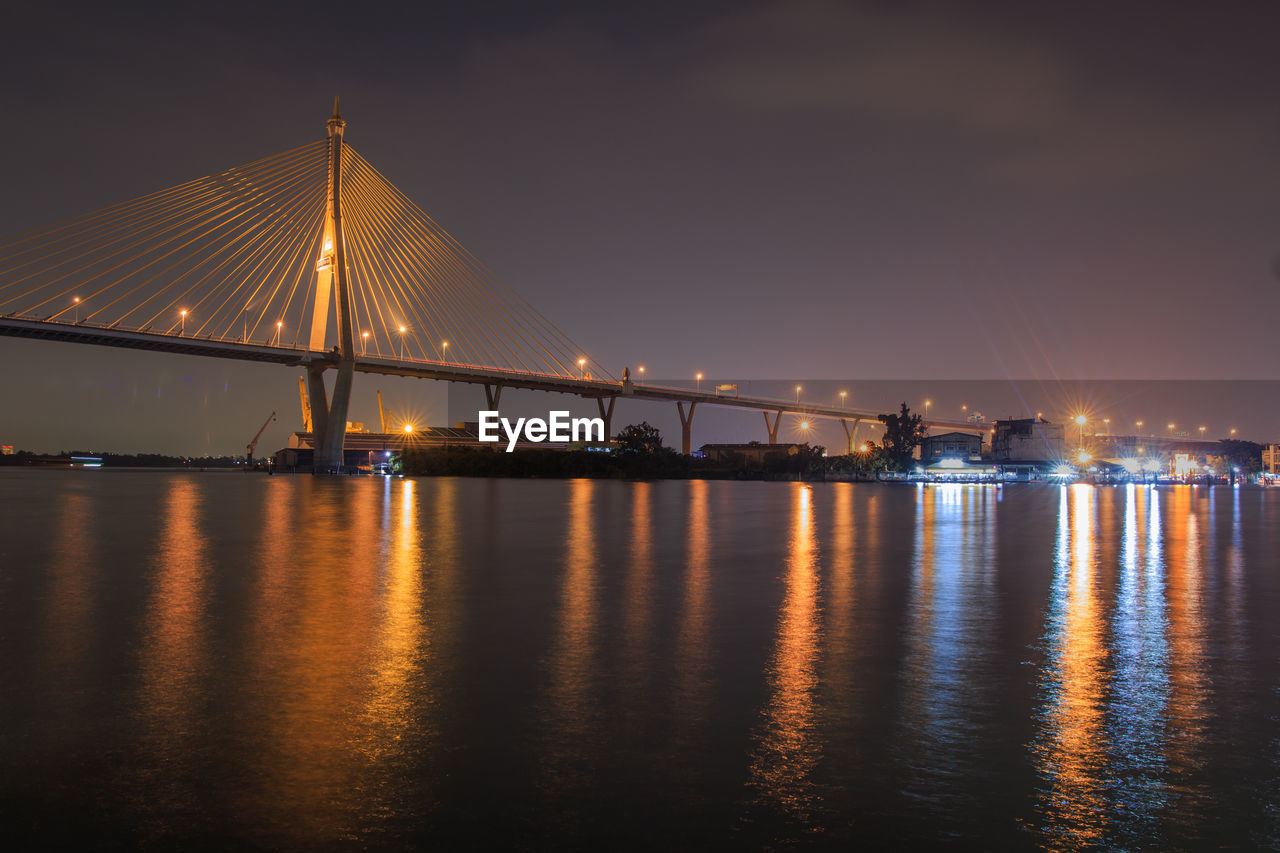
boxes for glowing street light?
[1036,411,1043,420]
[924,400,932,419]
[638,365,645,385]
[1137,420,1144,433]
[361,330,369,355]
[442,341,450,362]
[179,309,187,335]
[1199,426,1206,438]
[800,420,810,431]
[398,325,407,359]
[696,372,703,391]
[1230,428,1237,436]
[859,443,869,453]
[1074,413,1087,444]
[795,384,802,404]
[1168,423,1176,435]
[578,357,586,378]
[403,424,414,434]
[839,390,847,408]
[274,320,282,346]
[72,296,80,324]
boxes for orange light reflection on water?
[542,479,600,789]
[675,478,712,738]
[1035,484,1109,847]
[749,483,822,820]
[135,477,210,824]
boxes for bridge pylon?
[308,98,357,473]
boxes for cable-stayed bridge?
[0,102,982,468]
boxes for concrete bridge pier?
[306,363,331,462]
[318,359,354,469]
[483,383,503,410]
[596,396,616,441]
[677,401,697,454]
[764,410,783,444]
[840,418,862,455]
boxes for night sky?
[3,1,1278,454]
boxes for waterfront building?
[992,418,1065,465]
[1264,444,1280,475]
[920,431,983,465]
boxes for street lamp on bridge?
[274,320,282,346]
[638,365,645,385]
[442,341,449,362]
[839,390,847,408]
[578,357,586,378]
[398,325,406,359]
[361,330,368,355]
[72,296,80,324]
[795,385,802,404]
[695,372,703,391]
[1074,414,1087,445]
[179,309,187,335]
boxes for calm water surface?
[1,471,1278,849]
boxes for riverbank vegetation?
[401,420,898,481]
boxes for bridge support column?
[596,396,616,441]
[306,362,331,462]
[318,359,354,471]
[764,409,783,444]
[840,418,861,455]
[677,401,697,455]
[483,383,503,410]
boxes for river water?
[1,471,1277,849]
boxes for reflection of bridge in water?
[0,102,982,467]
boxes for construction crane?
[246,411,277,467]
[377,389,388,434]
[298,377,312,433]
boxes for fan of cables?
[0,138,609,381]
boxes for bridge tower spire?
[307,97,357,473]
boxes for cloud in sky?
[688,1,1269,186]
